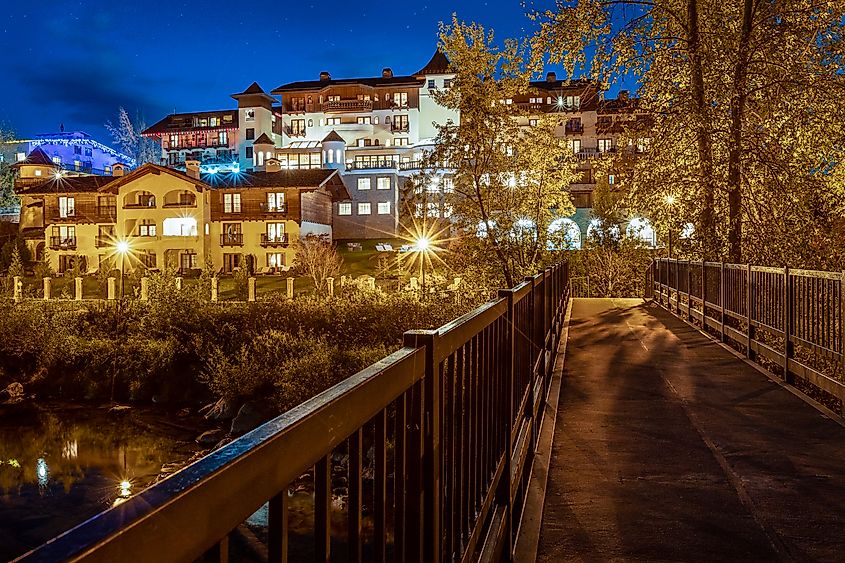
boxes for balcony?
[259,202,287,214]
[565,123,584,134]
[163,200,197,209]
[50,236,77,250]
[95,235,114,248]
[284,127,306,138]
[322,100,373,113]
[348,160,398,171]
[124,197,156,209]
[260,233,290,247]
[221,233,244,246]
[391,124,410,133]
[399,161,424,171]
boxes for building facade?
[14,159,347,274]
[0,131,134,175]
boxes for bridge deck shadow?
[536,298,845,563]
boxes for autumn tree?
[531,0,845,266]
[292,234,343,294]
[427,17,578,287]
[0,126,19,209]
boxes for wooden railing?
[19,263,570,563]
[652,258,845,416]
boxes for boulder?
[230,401,275,436]
[204,398,236,422]
[0,382,24,403]
[196,429,225,446]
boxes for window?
[58,196,75,218]
[246,128,255,140]
[570,139,582,153]
[84,147,92,157]
[52,155,62,164]
[358,202,371,215]
[394,138,409,146]
[223,114,233,123]
[223,193,241,213]
[608,174,616,185]
[267,252,285,268]
[428,79,436,89]
[529,119,538,127]
[427,202,440,218]
[218,131,228,145]
[223,253,241,273]
[210,117,219,127]
[326,117,341,126]
[266,222,285,242]
[138,220,156,237]
[52,225,76,243]
[392,92,408,107]
[357,116,372,125]
[74,145,82,155]
[328,95,340,102]
[338,202,352,215]
[181,252,198,273]
[169,134,179,148]
[139,251,156,269]
[443,178,454,193]
[357,178,371,190]
[245,146,253,159]
[163,217,197,236]
[16,152,25,162]
[377,202,391,215]
[377,177,390,190]
[392,115,409,132]
[373,116,379,125]
[443,79,453,89]
[35,169,42,177]
[598,138,613,153]
[245,109,255,122]
[290,119,306,135]
[222,223,242,244]
[266,192,285,212]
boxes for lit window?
[377,177,390,190]
[357,116,372,125]
[139,220,156,237]
[223,193,241,213]
[598,138,613,153]
[163,217,197,236]
[267,192,285,211]
[357,178,371,190]
[529,119,538,127]
[338,202,352,215]
[428,79,435,89]
[326,150,333,164]
[427,202,439,217]
[58,196,75,218]
[358,202,371,215]
[608,174,616,185]
[16,152,26,162]
[443,178,454,192]
[267,252,285,268]
[326,117,341,126]
[377,202,390,215]
[35,169,42,177]
[571,139,582,153]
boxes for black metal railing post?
[747,263,756,360]
[496,287,516,559]
[784,266,794,384]
[720,262,726,342]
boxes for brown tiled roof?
[322,131,345,143]
[416,50,451,75]
[201,168,339,189]
[19,175,115,194]
[142,110,239,136]
[272,75,424,94]
[231,82,277,103]
[527,78,597,92]
[598,96,642,113]
[253,133,274,145]
[11,147,58,168]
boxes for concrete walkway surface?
[537,298,845,562]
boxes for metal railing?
[20,262,570,562]
[260,233,290,247]
[652,258,845,416]
[322,99,373,113]
[49,236,76,250]
[220,233,244,246]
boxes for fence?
[19,262,570,563]
[652,258,845,416]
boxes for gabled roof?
[322,131,345,143]
[142,110,239,136]
[272,75,424,94]
[253,133,274,145]
[11,147,58,168]
[231,82,277,102]
[18,175,115,195]
[100,163,209,193]
[201,168,337,189]
[416,49,451,75]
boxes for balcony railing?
[163,200,197,208]
[398,161,424,171]
[565,123,584,134]
[391,124,410,133]
[260,233,290,247]
[284,127,306,137]
[221,233,244,246]
[95,235,114,248]
[322,99,373,113]
[19,264,571,563]
[258,202,287,214]
[124,198,156,209]
[49,236,77,250]
[347,160,398,171]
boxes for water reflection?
[0,404,200,560]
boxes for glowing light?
[681,223,695,239]
[119,479,132,498]
[665,194,676,206]
[36,458,49,487]
[557,96,565,107]
[416,237,431,251]
[116,241,130,254]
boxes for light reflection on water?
[0,404,200,560]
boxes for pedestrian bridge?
[18,261,845,562]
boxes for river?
[0,402,202,561]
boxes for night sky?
[0,1,628,144]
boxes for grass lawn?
[336,238,407,279]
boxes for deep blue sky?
[0,1,629,144]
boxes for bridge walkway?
[537,298,845,562]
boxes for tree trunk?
[687,0,718,260]
[727,0,754,263]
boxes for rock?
[204,398,236,422]
[108,405,132,414]
[230,401,275,436]
[196,429,225,446]
[0,382,24,403]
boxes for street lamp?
[664,195,676,258]
[115,240,130,300]
[416,236,430,295]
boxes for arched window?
[326,150,333,164]
[258,151,264,166]
[626,217,656,247]
[548,218,582,250]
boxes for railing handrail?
[20,262,571,563]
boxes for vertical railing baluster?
[720,262,726,342]
[785,267,794,384]
[406,381,424,563]
[747,263,755,360]
[268,489,289,563]
[496,287,515,559]
[392,398,405,563]
[348,428,363,563]
[315,455,331,562]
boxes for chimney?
[266,158,282,173]
[112,163,125,177]
[185,160,201,179]
[618,90,629,101]
[320,71,331,81]
[382,68,394,79]
[546,72,557,82]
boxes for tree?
[0,237,29,272]
[531,0,845,266]
[427,17,579,287]
[0,126,19,209]
[292,234,343,294]
[105,107,160,166]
